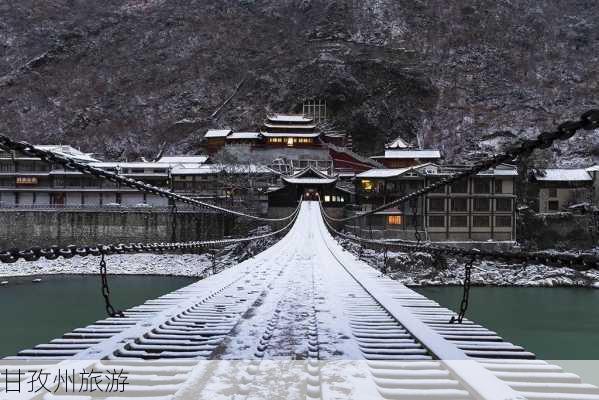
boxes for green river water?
[0,276,598,362]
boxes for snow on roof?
[534,169,592,182]
[486,169,518,176]
[377,149,442,159]
[283,177,337,185]
[290,166,333,179]
[263,122,317,129]
[267,114,313,123]
[158,156,208,164]
[90,162,172,169]
[260,131,320,138]
[171,164,274,175]
[586,165,599,172]
[386,136,412,149]
[356,168,412,179]
[204,129,232,138]
[226,132,261,140]
[35,145,99,162]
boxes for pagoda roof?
[260,131,320,138]
[263,122,317,129]
[267,114,313,123]
[386,136,412,149]
[281,165,337,185]
[290,165,334,179]
[282,177,337,185]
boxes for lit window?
[324,195,331,202]
[16,177,38,185]
[388,215,403,225]
[287,138,294,147]
[361,180,374,191]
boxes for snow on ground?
[2,220,597,288]
[338,239,599,288]
[0,227,279,281]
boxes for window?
[473,179,491,193]
[473,216,490,227]
[429,198,445,211]
[495,180,503,194]
[0,162,14,172]
[324,195,331,202]
[388,215,403,225]
[131,169,145,174]
[451,179,468,193]
[428,215,445,227]
[361,180,374,191]
[496,216,512,227]
[15,177,38,185]
[287,138,294,147]
[548,200,559,211]
[450,215,468,227]
[548,188,558,198]
[496,198,512,212]
[451,198,468,212]
[473,198,490,211]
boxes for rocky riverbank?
[339,239,599,288]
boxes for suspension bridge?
[1,110,599,399]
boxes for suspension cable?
[325,109,599,223]
[0,201,302,264]
[0,135,297,223]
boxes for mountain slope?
[1,0,597,164]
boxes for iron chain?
[99,252,124,318]
[449,256,476,324]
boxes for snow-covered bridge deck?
[3,202,598,400]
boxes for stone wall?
[0,210,230,248]
[518,211,595,249]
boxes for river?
[415,286,599,360]
[1,276,597,362]
[0,274,197,357]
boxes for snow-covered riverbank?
[2,233,597,288]
[338,240,599,288]
[0,229,279,281]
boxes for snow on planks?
[2,202,598,400]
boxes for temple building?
[370,134,442,168]
[260,114,320,147]
[267,166,352,207]
[201,112,378,176]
